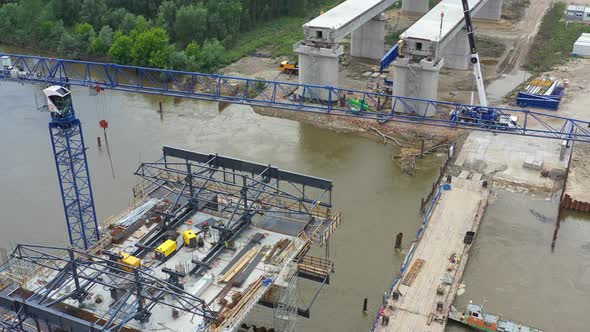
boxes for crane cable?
[93,84,116,179]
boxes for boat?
[449,302,543,332]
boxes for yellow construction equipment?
[279,61,299,75]
[183,230,198,248]
[119,253,141,272]
[155,239,177,261]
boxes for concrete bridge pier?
[351,13,387,60]
[401,0,429,14]
[473,0,503,20]
[295,41,344,100]
[391,57,444,117]
[442,29,470,70]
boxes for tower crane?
[43,85,99,250]
[461,0,488,107]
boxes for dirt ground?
[219,1,586,153]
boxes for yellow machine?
[155,239,177,261]
[279,61,299,75]
[119,253,141,272]
[183,230,198,248]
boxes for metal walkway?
[2,53,590,142]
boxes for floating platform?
[0,147,342,332]
[373,175,490,331]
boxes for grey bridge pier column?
[351,13,387,60]
[442,29,470,70]
[295,42,344,100]
[401,0,429,14]
[391,57,444,117]
[473,0,503,20]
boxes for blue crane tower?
[43,86,99,250]
[1,53,590,251]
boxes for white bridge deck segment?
[401,0,491,61]
[303,0,396,45]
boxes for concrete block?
[523,157,543,170]
[402,0,429,14]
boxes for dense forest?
[0,0,331,72]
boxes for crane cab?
[155,239,177,261]
[43,85,73,117]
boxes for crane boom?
[461,0,488,107]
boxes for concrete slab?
[565,141,590,204]
[456,131,567,191]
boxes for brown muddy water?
[1,50,589,332]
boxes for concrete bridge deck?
[374,176,490,331]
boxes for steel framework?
[48,98,99,251]
[0,244,216,332]
[1,53,590,143]
[0,147,337,331]
[133,146,335,263]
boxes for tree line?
[0,0,328,72]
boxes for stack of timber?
[215,276,265,330]
[219,247,260,284]
[265,239,291,264]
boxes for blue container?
[442,184,452,191]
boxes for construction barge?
[0,146,341,332]
[373,174,491,332]
[449,303,543,332]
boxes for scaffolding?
[273,262,299,332]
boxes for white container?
[1,56,11,68]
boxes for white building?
[573,33,590,57]
[566,5,586,21]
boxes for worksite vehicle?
[155,239,177,261]
[183,229,204,248]
[279,61,299,75]
[450,106,519,130]
[119,253,142,272]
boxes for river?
[1,49,589,331]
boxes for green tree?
[104,8,128,30]
[130,27,170,67]
[200,39,225,72]
[47,0,81,26]
[168,50,189,70]
[73,22,96,53]
[0,4,19,44]
[90,25,114,55]
[175,5,207,45]
[80,0,107,28]
[156,1,176,33]
[38,20,66,50]
[58,31,81,58]
[108,31,133,64]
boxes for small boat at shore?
[449,302,543,332]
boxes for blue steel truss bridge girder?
[1,53,589,143]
